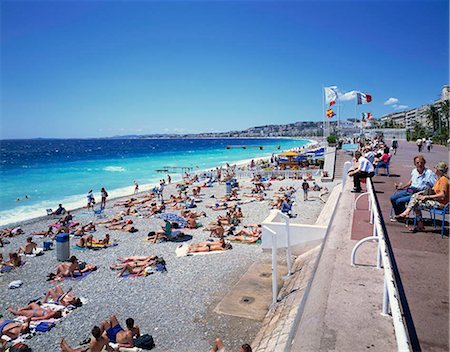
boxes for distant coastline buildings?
[379,85,449,129]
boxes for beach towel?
[1,261,26,274]
[175,244,229,257]
[21,248,44,257]
[50,270,94,283]
[156,213,187,228]
[109,343,142,352]
[73,242,118,251]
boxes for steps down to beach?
[333,149,352,181]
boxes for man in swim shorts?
[100,315,134,348]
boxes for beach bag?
[133,334,155,350]
[35,321,56,332]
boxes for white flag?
[324,86,338,103]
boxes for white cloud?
[395,104,408,110]
[384,97,399,105]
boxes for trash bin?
[226,181,232,195]
[56,233,70,261]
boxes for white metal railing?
[351,178,411,352]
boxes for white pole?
[279,212,292,276]
[264,226,278,306]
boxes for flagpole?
[322,86,326,138]
[338,98,341,136]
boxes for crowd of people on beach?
[0,144,332,351]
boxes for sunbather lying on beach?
[7,302,63,321]
[76,234,110,248]
[106,223,137,233]
[242,193,265,201]
[117,255,157,263]
[95,216,123,225]
[43,286,82,307]
[0,227,24,237]
[48,256,97,280]
[188,239,232,253]
[32,226,55,237]
[1,252,23,268]
[0,318,31,344]
[60,326,113,352]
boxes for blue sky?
[1,0,448,138]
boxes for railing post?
[264,226,278,307]
[279,212,292,276]
[382,276,390,315]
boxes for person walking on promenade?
[426,137,433,152]
[416,138,423,153]
[348,151,375,193]
[302,178,310,201]
[390,155,437,217]
[391,137,398,155]
[100,187,108,210]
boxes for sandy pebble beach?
[0,173,336,352]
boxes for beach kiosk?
[278,151,301,170]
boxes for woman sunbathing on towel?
[117,255,157,263]
[3,252,22,267]
[76,234,110,248]
[188,239,232,253]
[95,216,123,225]
[7,302,63,321]
[115,263,153,277]
[0,318,31,342]
[106,223,137,233]
[32,226,54,237]
[49,256,97,280]
[43,286,82,307]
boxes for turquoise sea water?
[0,138,311,226]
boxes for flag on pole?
[356,92,372,104]
[361,112,372,120]
[326,109,335,118]
[329,101,336,107]
[324,86,338,103]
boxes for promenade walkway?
[369,142,449,351]
[289,141,448,351]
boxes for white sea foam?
[103,166,126,172]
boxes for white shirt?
[358,156,374,173]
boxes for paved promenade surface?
[370,141,449,351]
[290,141,448,351]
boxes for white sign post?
[263,225,278,306]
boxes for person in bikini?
[188,239,232,253]
[0,318,31,347]
[42,286,82,307]
[76,234,110,248]
[7,302,63,321]
[31,226,54,237]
